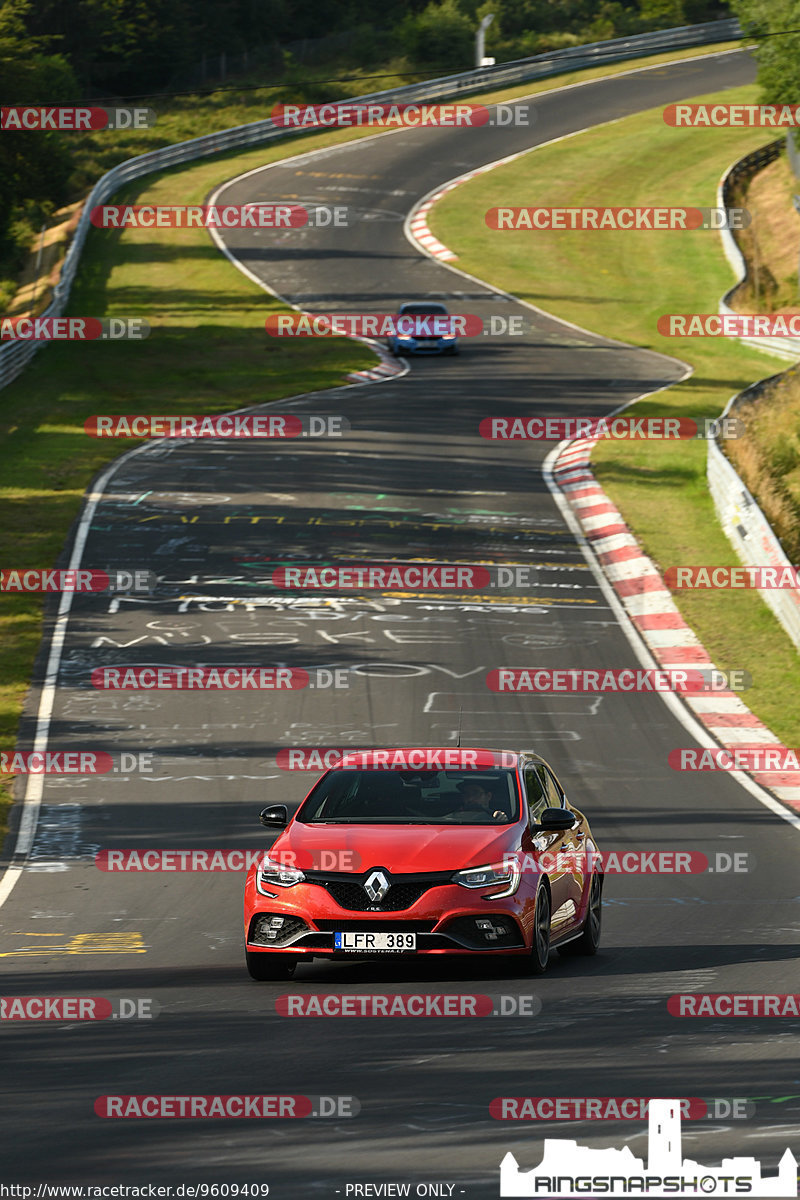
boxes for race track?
[3,47,799,1199]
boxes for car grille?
[324,880,429,911]
[305,870,451,912]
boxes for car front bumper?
[244,878,534,958]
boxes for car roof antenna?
[456,706,463,748]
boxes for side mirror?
[259,805,288,829]
[532,807,575,832]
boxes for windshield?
[399,303,448,316]
[297,769,520,825]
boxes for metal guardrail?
[0,17,741,391]
[717,138,800,361]
[709,142,800,654]
[708,408,800,653]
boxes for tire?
[528,884,551,974]
[246,949,297,981]
[559,872,602,957]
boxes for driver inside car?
[454,780,508,822]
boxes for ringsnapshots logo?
[480,416,743,440]
[499,1098,797,1197]
[487,668,750,694]
[83,414,347,438]
[271,101,532,128]
[1,106,155,130]
[486,207,749,231]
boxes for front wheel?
[246,949,297,981]
[528,884,551,974]
[559,872,602,957]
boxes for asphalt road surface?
[3,46,799,1200]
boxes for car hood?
[272,821,519,874]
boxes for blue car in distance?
[387,301,460,356]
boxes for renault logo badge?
[364,870,390,902]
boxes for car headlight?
[256,853,305,894]
[396,335,414,343]
[451,859,520,898]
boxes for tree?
[730,0,800,106]
[0,0,76,260]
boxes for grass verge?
[430,81,800,745]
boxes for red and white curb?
[344,340,406,384]
[406,160,513,262]
[553,438,800,813]
[408,189,460,261]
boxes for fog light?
[476,918,508,941]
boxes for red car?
[243,748,603,980]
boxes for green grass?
[430,82,800,745]
[0,36,746,848]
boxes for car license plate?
[334,931,416,952]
